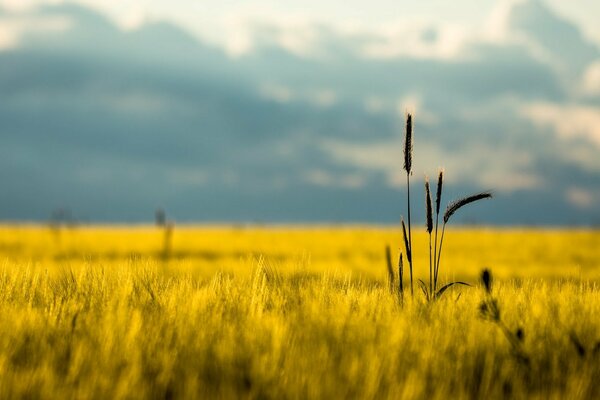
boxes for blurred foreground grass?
[0,225,599,399]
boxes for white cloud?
[581,60,600,96]
[364,96,387,114]
[223,15,328,59]
[484,0,521,42]
[259,83,294,103]
[310,89,336,107]
[359,22,468,60]
[258,84,336,107]
[0,13,70,50]
[219,5,475,61]
[166,169,209,186]
[565,187,595,209]
[0,0,47,12]
[396,94,438,125]
[546,0,600,46]
[320,139,543,192]
[118,6,146,31]
[303,169,365,189]
[521,101,600,172]
[521,102,600,148]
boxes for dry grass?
[0,225,599,399]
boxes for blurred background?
[0,0,598,225]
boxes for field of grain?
[0,225,599,399]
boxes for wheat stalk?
[443,192,493,224]
[425,177,433,296]
[403,113,414,296]
[433,169,443,292]
[398,251,404,301]
[434,192,492,289]
[401,217,412,295]
[385,245,395,293]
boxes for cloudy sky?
[0,0,599,225]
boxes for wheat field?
[0,225,599,399]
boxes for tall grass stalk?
[425,177,433,296]
[391,113,492,300]
[156,209,174,261]
[403,113,413,296]
[163,222,174,260]
[433,170,443,289]
[434,192,492,290]
[385,245,395,293]
[398,251,404,301]
[401,217,412,296]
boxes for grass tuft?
[393,113,493,301]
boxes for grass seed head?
[444,192,493,224]
[403,113,413,174]
[482,269,492,294]
[479,298,500,321]
[436,169,444,215]
[425,177,433,233]
[515,328,524,342]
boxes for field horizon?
[0,225,598,398]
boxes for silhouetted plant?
[397,251,404,301]
[385,246,404,302]
[401,217,412,296]
[569,331,587,358]
[155,208,166,227]
[402,114,414,296]
[479,269,529,365]
[385,245,395,293]
[395,113,492,301]
[433,169,443,278]
[155,208,174,260]
[162,222,174,261]
[49,208,76,257]
[425,177,433,298]
[434,192,492,294]
[568,330,600,360]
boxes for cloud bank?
[0,1,599,225]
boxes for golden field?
[0,225,599,399]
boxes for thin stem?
[433,209,440,291]
[406,173,413,296]
[434,223,446,290]
[385,245,394,293]
[398,251,404,304]
[428,232,432,297]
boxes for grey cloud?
[507,0,599,74]
[0,1,598,225]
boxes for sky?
[0,0,599,225]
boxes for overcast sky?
[0,0,599,224]
[2,0,600,45]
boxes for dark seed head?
[479,301,489,315]
[403,113,413,174]
[482,269,492,294]
[444,192,493,224]
[425,177,433,233]
[569,332,587,358]
[435,169,444,215]
[480,299,501,321]
[515,328,524,342]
